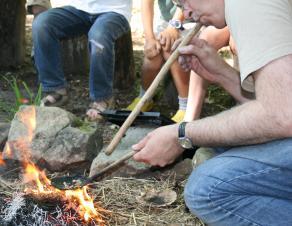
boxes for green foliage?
[71,117,95,133]
[22,80,42,106]
[2,77,42,119]
[202,85,236,117]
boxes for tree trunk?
[61,36,89,76]
[113,30,135,90]
[0,0,26,68]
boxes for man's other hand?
[132,124,184,167]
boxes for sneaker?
[126,97,154,112]
[192,147,217,168]
[171,110,186,123]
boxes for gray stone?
[167,159,193,181]
[3,106,103,172]
[90,126,157,177]
[192,147,217,168]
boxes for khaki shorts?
[26,0,51,14]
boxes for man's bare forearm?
[186,55,292,147]
[186,100,275,147]
[216,62,252,104]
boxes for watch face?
[173,21,181,29]
[169,19,182,29]
[178,137,193,149]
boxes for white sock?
[178,96,188,110]
[139,86,146,98]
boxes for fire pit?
[0,106,109,225]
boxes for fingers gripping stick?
[105,23,203,156]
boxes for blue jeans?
[185,138,292,226]
[32,6,130,101]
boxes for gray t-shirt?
[158,0,176,21]
[225,0,292,92]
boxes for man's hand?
[144,37,161,59]
[31,5,47,17]
[158,27,180,52]
[173,37,232,84]
[132,124,184,167]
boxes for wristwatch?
[178,122,194,149]
[169,19,185,30]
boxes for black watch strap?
[178,121,187,138]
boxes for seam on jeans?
[207,167,281,226]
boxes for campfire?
[1,106,109,225]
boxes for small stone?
[109,124,119,130]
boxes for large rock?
[90,126,156,178]
[3,106,103,172]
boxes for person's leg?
[127,17,167,112]
[184,72,208,121]
[86,12,130,120]
[141,55,164,90]
[184,26,230,121]
[185,138,292,226]
[126,51,164,112]
[32,6,91,93]
[163,50,190,122]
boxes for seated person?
[127,0,190,123]
[32,0,132,121]
[127,1,234,123]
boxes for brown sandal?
[86,98,114,121]
[40,89,68,107]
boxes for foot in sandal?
[40,88,68,107]
[86,98,114,121]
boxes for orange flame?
[65,187,106,222]
[0,153,5,166]
[5,143,12,158]
[23,162,107,223]
[14,106,108,224]
[18,106,36,142]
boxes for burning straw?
[1,106,110,225]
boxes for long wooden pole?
[105,23,203,156]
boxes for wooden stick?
[87,150,136,183]
[105,23,203,156]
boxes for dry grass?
[88,176,204,225]
[0,173,205,225]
